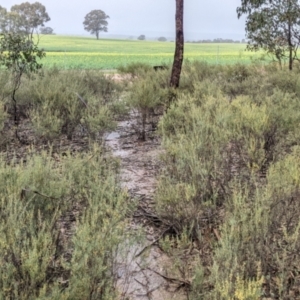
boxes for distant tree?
[83,9,109,40]
[11,2,50,36]
[237,0,300,70]
[170,0,184,89]
[158,36,167,42]
[137,34,146,40]
[40,26,53,34]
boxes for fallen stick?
[135,226,174,258]
[146,267,191,287]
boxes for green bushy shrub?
[267,69,300,96]
[0,146,129,299]
[181,60,221,84]
[0,69,123,141]
[206,147,300,299]
[26,70,120,140]
[117,62,153,78]
[156,94,232,236]
[125,68,169,139]
[155,61,300,298]
[156,80,300,236]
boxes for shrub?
[24,70,120,140]
[0,68,123,142]
[0,33,45,131]
[156,94,232,236]
[179,61,221,92]
[155,61,300,298]
[0,145,129,299]
[156,87,300,235]
[125,68,169,139]
[207,148,300,299]
[117,62,153,78]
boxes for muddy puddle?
[105,116,187,300]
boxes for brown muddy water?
[105,116,187,300]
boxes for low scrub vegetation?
[0,65,131,298]
[0,145,130,299]
[117,62,170,139]
[124,61,300,298]
[2,56,300,299]
[0,68,124,143]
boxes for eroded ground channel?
[105,114,187,300]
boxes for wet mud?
[105,115,187,300]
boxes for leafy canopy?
[0,33,45,74]
[237,0,300,69]
[0,33,45,128]
[0,2,50,35]
[0,6,8,33]
[40,26,53,34]
[83,9,109,40]
[10,2,50,35]
[138,34,146,40]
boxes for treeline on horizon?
[186,38,246,43]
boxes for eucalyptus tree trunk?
[170,0,184,88]
[288,18,293,70]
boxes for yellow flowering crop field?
[37,35,265,70]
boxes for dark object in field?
[153,65,168,71]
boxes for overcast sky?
[2,0,246,40]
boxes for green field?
[37,35,266,69]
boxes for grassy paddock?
[37,35,265,69]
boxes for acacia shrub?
[179,61,267,101]
[229,90,300,178]
[222,65,264,100]
[207,148,300,299]
[156,83,300,235]
[0,102,8,147]
[180,60,221,84]
[125,68,170,139]
[26,70,120,140]
[0,70,10,101]
[266,68,300,97]
[155,62,300,298]
[0,69,122,141]
[156,93,232,236]
[117,62,153,78]
[0,105,6,129]
[0,146,129,299]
